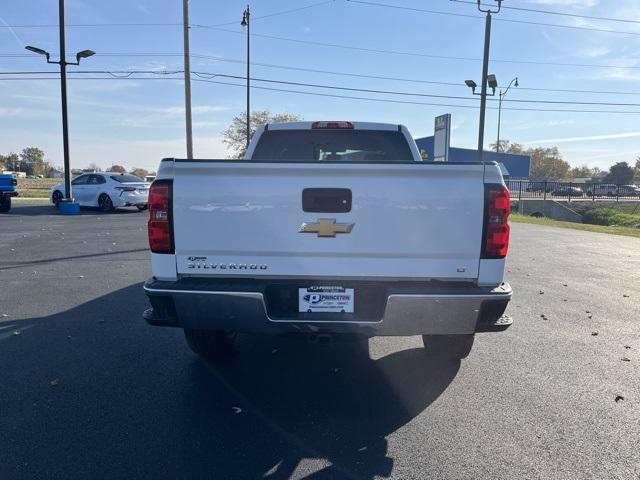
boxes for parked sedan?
[50,173,150,212]
[551,186,584,197]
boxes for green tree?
[569,165,594,179]
[490,140,525,154]
[634,158,640,181]
[528,147,570,180]
[222,110,303,158]
[604,161,635,184]
[0,153,20,171]
[20,147,46,176]
[493,140,570,180]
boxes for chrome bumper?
[143,279,512,336]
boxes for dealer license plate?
[298,286,354,313]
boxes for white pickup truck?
[143,121,512,360]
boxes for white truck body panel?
[171,161,487,281]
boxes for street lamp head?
[241,6,249,27]
[514,77,519,87]
[487,74,498,89]
[76,49,96,62]
[25,45,50,61]
[465,79,477,93]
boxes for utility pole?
[25,0,94,206]
[476,0,501,163]
[496,77,518,152]
[183,0,194,159]
[58,0,71,199]
[241,5,251,150]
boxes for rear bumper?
[113,191,148,207]
[1,191,18,197]
[143,278,512,336]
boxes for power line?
[5,46,640,72]
[205,0,335,27]
[0,0,333,29]
[188,27,640,70]
[6,69,640,111]
[450,0,640,25]
[346,0,640,37]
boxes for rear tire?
[98,194,114,212]
[0,196,10,213]
[52,190,63,207]
[137,205,148,211]
[422,334,474,360]
[184,328,237,359]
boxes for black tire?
[98,194,114,212]
[137,205,148,211]
[422,334,475,360]
[184,328,237,359]
[52,190,63,207]
[0,196,10,213]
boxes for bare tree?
[222,110,302,158]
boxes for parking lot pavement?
[1,205,639,480]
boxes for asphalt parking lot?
[1,205,639,480]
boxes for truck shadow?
[1,284,459,480]
[202,337,460,479]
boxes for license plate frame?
[298,286,355,313]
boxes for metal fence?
[506,180,640,201]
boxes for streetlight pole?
[496,77,518,152]
[25,0,94,206]
[241,5,251,150]
[476,0,501,163]
[183,0,193,159]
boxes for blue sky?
[2,0,640,172]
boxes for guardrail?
[506,180,640,202]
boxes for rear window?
[251,130,414,162]
[110,174,143,183]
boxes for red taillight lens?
[311,121,354,129]
[148,180,173,253]
[483,185,510,258]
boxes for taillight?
[115,186,137,192]
[482,184,510,258]
[148,180,173,254]
[312,121,354,129]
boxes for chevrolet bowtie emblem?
[299,219,354,237]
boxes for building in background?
[414,115,531,179]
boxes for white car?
[50,172,150,212]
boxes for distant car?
[525,183,553,193]
[551,186,584,197]
[49,172,150,212]
[585,184,639,197]
[614,185,640,196]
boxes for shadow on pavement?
[6,204,143,216]
[1,284,459,480]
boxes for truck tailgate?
[172,161,485,280]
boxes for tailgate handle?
[302,188,352,213]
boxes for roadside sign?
[433,114,451,162]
